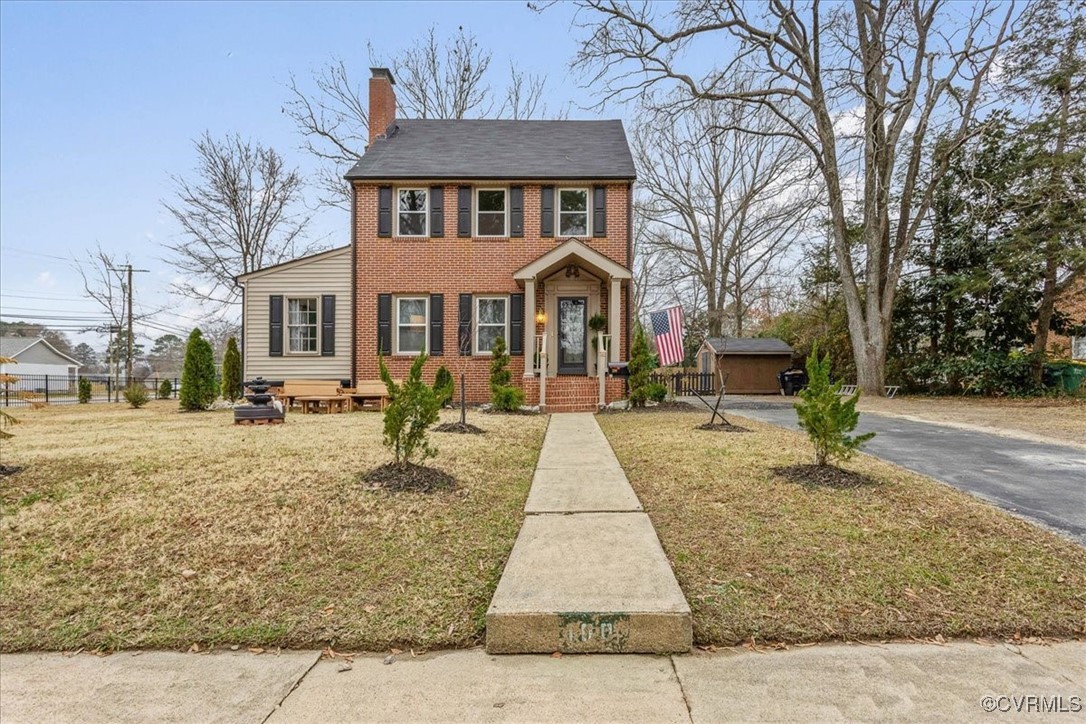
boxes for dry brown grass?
[0,401,547,652]
[857,395,1086,447]
[598,410,1086,646]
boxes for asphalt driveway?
[693,396,1086,545]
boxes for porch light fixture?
[535,309,546,324]
[564,264,580,279]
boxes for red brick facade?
[351,181,633,409]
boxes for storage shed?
[697,337,794,394]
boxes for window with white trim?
[559,188,589,236]
[395,296,428,355]
[475,296,508,354]
[397,188,428,236]
[475,188,508,237]
[287,298,318,353]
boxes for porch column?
[609,277,621,362]
[523,279,536,377]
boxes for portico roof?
[513,238,631,283]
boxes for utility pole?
[108,264,149,386]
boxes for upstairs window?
[476,188,508,237]
[397,188,428,236]
[395,296,429,355]
[559,188,589,236]
[475,296,509,354]
[287,298,318,353]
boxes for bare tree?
[634,93,816,337]
[285,26,564,208]
[572,0,1013,394]
[162,133,313,312]
[76,244,127,331]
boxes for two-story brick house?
[239,68,635,411]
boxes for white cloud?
[35,271,57,288]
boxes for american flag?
[650,306,685,367]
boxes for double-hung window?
[559,188,589,236]
[475,296,509,354]
[287,298,318,353]
[397,188,428,236]
[475,188,508,237]
[395,296,428,355]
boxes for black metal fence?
[1,374,181,407]
[649,371,716,396]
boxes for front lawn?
[0,401,547,652]
[598,410,1086,645]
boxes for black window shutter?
[457,186,472,237]
[269,295,283,357]
[321,295,336,356]
[429,294,444,356]
[377,293,392,356]
[429,186,444,238]
[593,185,607,237]
[540,185,555,237]
[510,186,524,238]
[458,293,473,355]
[378,186,393,237]
[509,293,524,356]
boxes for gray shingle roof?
[705,337,793,355]
[0,337,36,358]
[345,119,636,180]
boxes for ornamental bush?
[157,378,173,400]
[221,336,242,402]
[77,377,92,404]
[489,336,524,411]
[795,345,875,466]
[379,353,442,467]
[123,383,149,409]
[627,323,654,408]
[179,329,217,411]
[433,365,454,407]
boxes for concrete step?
[486,512,692,654]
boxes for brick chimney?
[368,67,396,148]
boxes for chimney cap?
[369,67,396,85]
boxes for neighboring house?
[1049,277,1086,361]
[346,68,634,411]
[0,336,81,392]
[697,337,794,394]
[235,246,353,384]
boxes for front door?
[557,297,587,374]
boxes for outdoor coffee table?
[295,395,348,414]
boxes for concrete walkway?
[704,396,1086,545]
[3,641,1082,722]
[486,413,691,654]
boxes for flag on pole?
[649,306,685,367]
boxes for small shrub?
[488,336,524,411]
[379,353,442,468]
[647,382,668,403]
[492,385,525,412]
[157,379,173,400]
[221,336,242,402]
[123,383,149,409]
[794,345,875,467]
[77,377,92,404]
[179,329,217,411]
[627,323,653,408]
[434,365,454,407]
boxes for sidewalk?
[2,641,1082,722]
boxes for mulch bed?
[772,464,878,490]
[0,465,23,477]
[695,421,751,433]
[433,422,485,435]
[359,463,456,493]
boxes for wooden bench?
[340,380,399,411]
[280,380,345,412]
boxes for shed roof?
[345,119,636,180]
[704,337,793,355]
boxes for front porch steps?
[486,413,692,654]
[539,376,603,413]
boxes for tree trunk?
[459,372,466,425]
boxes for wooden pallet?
[234,417,285,425]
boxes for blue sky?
[0,0,609,346]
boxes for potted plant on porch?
[588,312,609,355]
